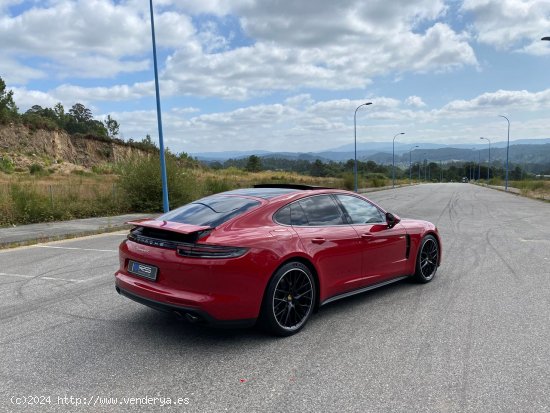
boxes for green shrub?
[366,173,388,188]
[29,163,49,176]
[0,157,14,174]
[71,169,93,177]
[204,177,234,194]
[21,113,58,131]
[118,155,197,212]
[0,181,130,227]
[9,183,55,224]
[341,172,355,190]
[517,180,544,191]
[92,163,116,174]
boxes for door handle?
[361,233,374,240]
[311,238,326,244]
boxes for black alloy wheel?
[414,235,439,283]
[261,261,315,336]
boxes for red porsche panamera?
[115,184,441,336]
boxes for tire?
[260,261,316,336]
[413,235,439,283]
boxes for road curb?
[0,224,132,250]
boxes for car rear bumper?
[115,283,256,328]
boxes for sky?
[1,0,550,154]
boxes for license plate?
[128,260,158,281]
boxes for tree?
[26,105,44,114]
[245,155,262,172]
[69,103,92,123]
[54,103,66,127]
[311,159,327,177]
[104,115,119,138]
[0,76,19,124]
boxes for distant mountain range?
[192,138,550,165]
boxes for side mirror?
[386,212,401,228]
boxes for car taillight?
[177,243,249,259]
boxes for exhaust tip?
[173,311,202,323]
[185,313,200,323]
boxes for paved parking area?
[1,184,549,412]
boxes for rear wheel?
[413,235,439,283]
[260,261,315,336]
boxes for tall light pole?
[499,115,510,191]
[392,132,405,188]
[470,148,475,180]
[409,145,419,184]
[478,149,481,181]
[480,137,491,181]
[423,153,428,181]
[354,102,372,192]
[439,160,442,182]
[149,0,169,212]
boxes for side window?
[274,205,291,225]
[290,202,308,225]
[335,195,385,224]
[298,195,344,226]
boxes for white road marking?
[0,272,84,283]
[519,238,550,243]
[34,245,117,253]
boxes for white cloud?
[461,0,550,55]
[102,89,550,153]
[0,0,194,81]
[441,89,550,113]
[159,1,476,99]
[406,96,427,107]
[2,0,477,97]
[11,87,59,109]
[53,82,155,103]
[0,58,45,84]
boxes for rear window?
[158,196,261,227]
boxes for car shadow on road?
[112,278,423,348]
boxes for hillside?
[0,125,151,173]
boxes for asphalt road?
[1,184,549,412]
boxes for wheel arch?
[424,230,442,266]
[263,255,321,312]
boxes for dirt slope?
[0,125,149,172]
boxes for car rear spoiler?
[126,219,212,235]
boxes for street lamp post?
[478,149,481,181]
[480,137,491,181]
[470,148,475,181]
[439,160,442,183]
[499,115,510,191]
[409,146,419,184]
[424,153,428,181]
[149,0,169,212]
[354,102,372,192]
[392,132,405,188]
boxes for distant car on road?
[462,177,468,183]
[115,184,442,336]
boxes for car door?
[334,194,408,285]
[289,195,364,297]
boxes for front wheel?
[260,261,316,336]
[413,235,439,283]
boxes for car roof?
[218,185,350,201]
[219,188,301,200]
[216,184,335,200]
